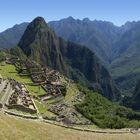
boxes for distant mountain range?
[49,17,122,64]
[0,23,28,49]
[110,22,140,93]
[0,17,140,94]
[49,18,140,94]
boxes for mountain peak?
[32,16,46,24]
[29,16,48,29]
[18,16,53,56]
[83,18,90,22]
[67,16,74,20]
[65,16,75,22]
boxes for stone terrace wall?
[5,104,37,114]
[0,103,3,108]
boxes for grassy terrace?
[0,91,5,100]
[0,62,46,96]
[0,62,54,116]
[34,100,55,117]
[0,113,139,140]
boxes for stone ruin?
[5,79,37,114]
[30,67,61,85]
[9,58,66,101]
[40,83,66,101]
[48,102,91,125]
[24,61,67,100]
[0,78,3,108]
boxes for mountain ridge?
[0,23,28,49]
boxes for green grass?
[0,62,46,96]
[60,76,79,103]
[34,100,49,114]
[75,86,140,129]
[0,91,5,100]
[64,83,78,102]
[75,124,98,129]
[0,113,139,140]
[6,108,37,116]
[34,100,55,118]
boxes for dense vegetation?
[75,85,140,129]
[0,51,6,62]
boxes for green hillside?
[75,86,140,129]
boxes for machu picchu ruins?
[6,79,37,113]
[0,77,37,114]
[49,103,91,125]
[0,58,89,125]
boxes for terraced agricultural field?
[34,100,55,116]
[0,62,46,96]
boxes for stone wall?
[5,104,37,114]
[5,110,38,119]
[0,103,3,108]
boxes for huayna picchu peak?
[17,17,121,101]
[18,17,66,73]
[31,16,47,25]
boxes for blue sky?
[0,0,140,32]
